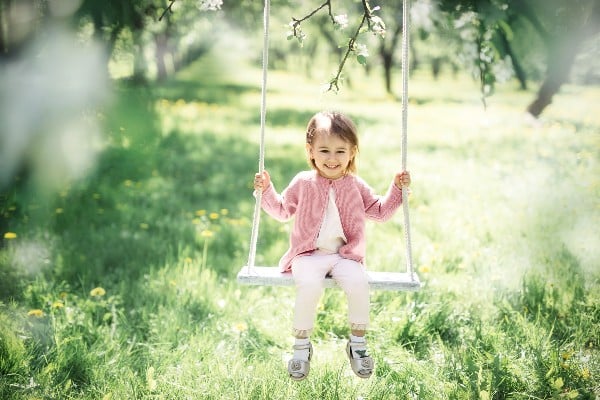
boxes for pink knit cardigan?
[260,170,404,272]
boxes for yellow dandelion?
[201,230,214,238]
[553,377,564,390]
[418,265,431,274]
[139,223,149,230]
[27,309,44,317]
[209,212,219,220]
[184,257,193,264]
[220,209,229,215]
[59,291,68,299]
[3,232,17,239]
[562,351,573,360]
[146,366,158,392]
[55,208,64,214]
[195,209,206,216]
[564,390,579,399]
[52,301,64,309]
[90,287,106,297]
[227,218,246,226]
[233,322,248,333]
[581,368,590,380]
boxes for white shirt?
[316,187,347,253]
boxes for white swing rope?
[246,0,415,282]
[400,0,416,281]
[246,0,270,273]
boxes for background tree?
[439,0,600,116]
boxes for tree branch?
[159,0,176,22]
[328,12,368,91]
[290,0,334,39]
[328,0,382,91]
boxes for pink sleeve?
[358,179,403,222]
[260,177,300,222]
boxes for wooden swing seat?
[237,266,421,291]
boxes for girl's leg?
[329,257,370,333]
[330,257,374,378]
[290,254,332,338]
[288,254,332,380]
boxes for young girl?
[253,111,411,381]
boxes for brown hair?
[305,111,359,173]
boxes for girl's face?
[307,132,356,180]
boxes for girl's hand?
[394,170,411,189]
[253,170,271,193]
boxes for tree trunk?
[521,0,599,117]
[380,48,393,94]
[155,32,168,82]
[378,24,403,96]
[526,35,580,118]
[497,27,527,90]
[0,0,7,56]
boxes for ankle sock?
[350,334,366,343]
[293,338,310,361]
[349,335,368,358]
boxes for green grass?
[1,51,599,399]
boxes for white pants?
[291,252,370,338]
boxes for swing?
[237,0,420,292]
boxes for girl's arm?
[359,173,408,222]
[254,170,299,222]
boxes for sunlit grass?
[1,51,599,399]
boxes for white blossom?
[334,14,349,29]
[198,0,222,11]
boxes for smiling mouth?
[324,164,340,169]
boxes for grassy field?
[1,51,599,399]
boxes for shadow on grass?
[0,82,304,305]
[155,80,259,104]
